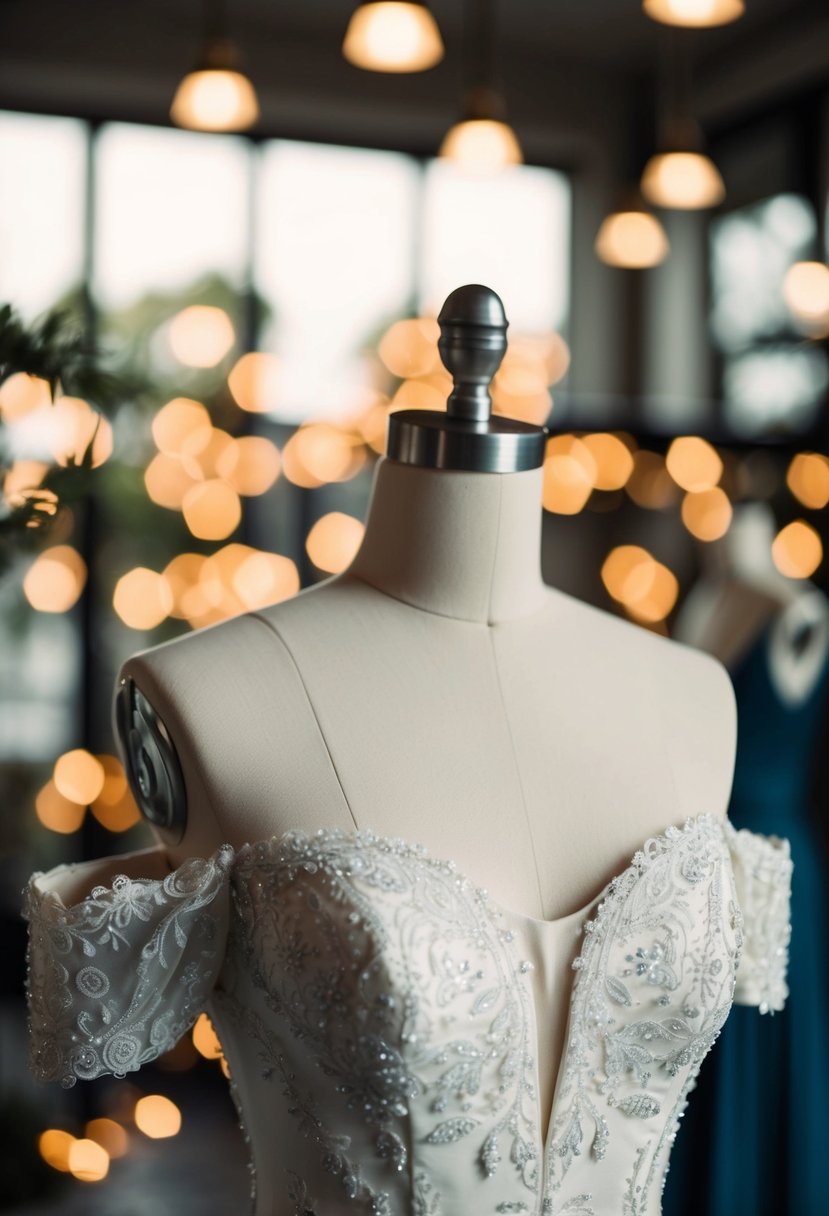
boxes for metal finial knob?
[385,283,548,473]
[438,284,507,423]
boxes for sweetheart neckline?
[226,808,735,1178]
[33,810,734,938]
[229,809,733,932]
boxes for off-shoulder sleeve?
[21,843,235,1088]
[724,819,793,1014]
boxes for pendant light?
[342,2,444,72]
[643,0,744,28]
[171,0,259,132]
[439,0,522,175]
[640,33,724,209]
[595,190,670,269]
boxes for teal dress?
[664,622,829,1216]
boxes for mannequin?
[108,284,735,893]
[665,500,829,1216]
[87,286,733,1140]
[28,290,786,1216]
[673,500,829,705]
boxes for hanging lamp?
[342,2,444,72]
[643,0,744,28]
[640,33,724,209]
[439,0,522,175]
[170,0,259,132]
[595,189,670,268]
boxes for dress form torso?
[27,289,792,1216]
[115,456,735,906]
[106,457,735,1142]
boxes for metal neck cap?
[385,283,549,473]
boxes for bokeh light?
[665,436,723,492]
[215,435,281,496]
[282,423,362,487]
[144,452,200,510]
[601,544,679,622]
[782,261,829,331]
[625,450,681,509]
[23,545,87,612]
[48,397,113,467]
[228,352,281,413]
[90,754,140,832]
[113,567,174,629]
[306,512,365,573]
[84,1118,128,1159]
[192,1013,223,1059]
[179,426,235,480]
[67,1137,109,1182]
[771,520,823,578]
[163,552,209,619]
[134,1095,182,1139]
[168,306,235,368]
[38,1128,75,1172]
[181,478,242,540]
[35,780,86,833]
[542,435,596,514]
[787,452,829,509]
[378,317,440,378]
[681,487,733,541]
[54,748,105,804]
[232,550,300,608]
[581,433,635,490]
[389,378,447,414]
[151,397,212,456]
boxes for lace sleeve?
[21,843,235,1088]
[724,820,793,1014]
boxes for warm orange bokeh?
[134,1095,182,1139]
[23,545,87,612]
[306,512,365,573]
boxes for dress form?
[108,284,729,909]
[673,500,829,704]
[97,287,736,1141]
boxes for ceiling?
[0,0,826,159]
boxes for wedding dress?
[22,810,792,1216]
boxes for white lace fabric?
[726,825,792,1013]
[23,846,234,1088]
[21,813,792,1216]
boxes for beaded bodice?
[22,812,792,1216]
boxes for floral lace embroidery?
[21,813,793,1215]
[230,827,549,1206]
[724,821,793,1013]
[543,815,745,1214]
[22,847,233,1088]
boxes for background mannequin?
[673,499,829,700]
[665,497,829,1216]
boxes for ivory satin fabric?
[23,811,791,1216]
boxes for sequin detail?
[21,814,792,1215]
